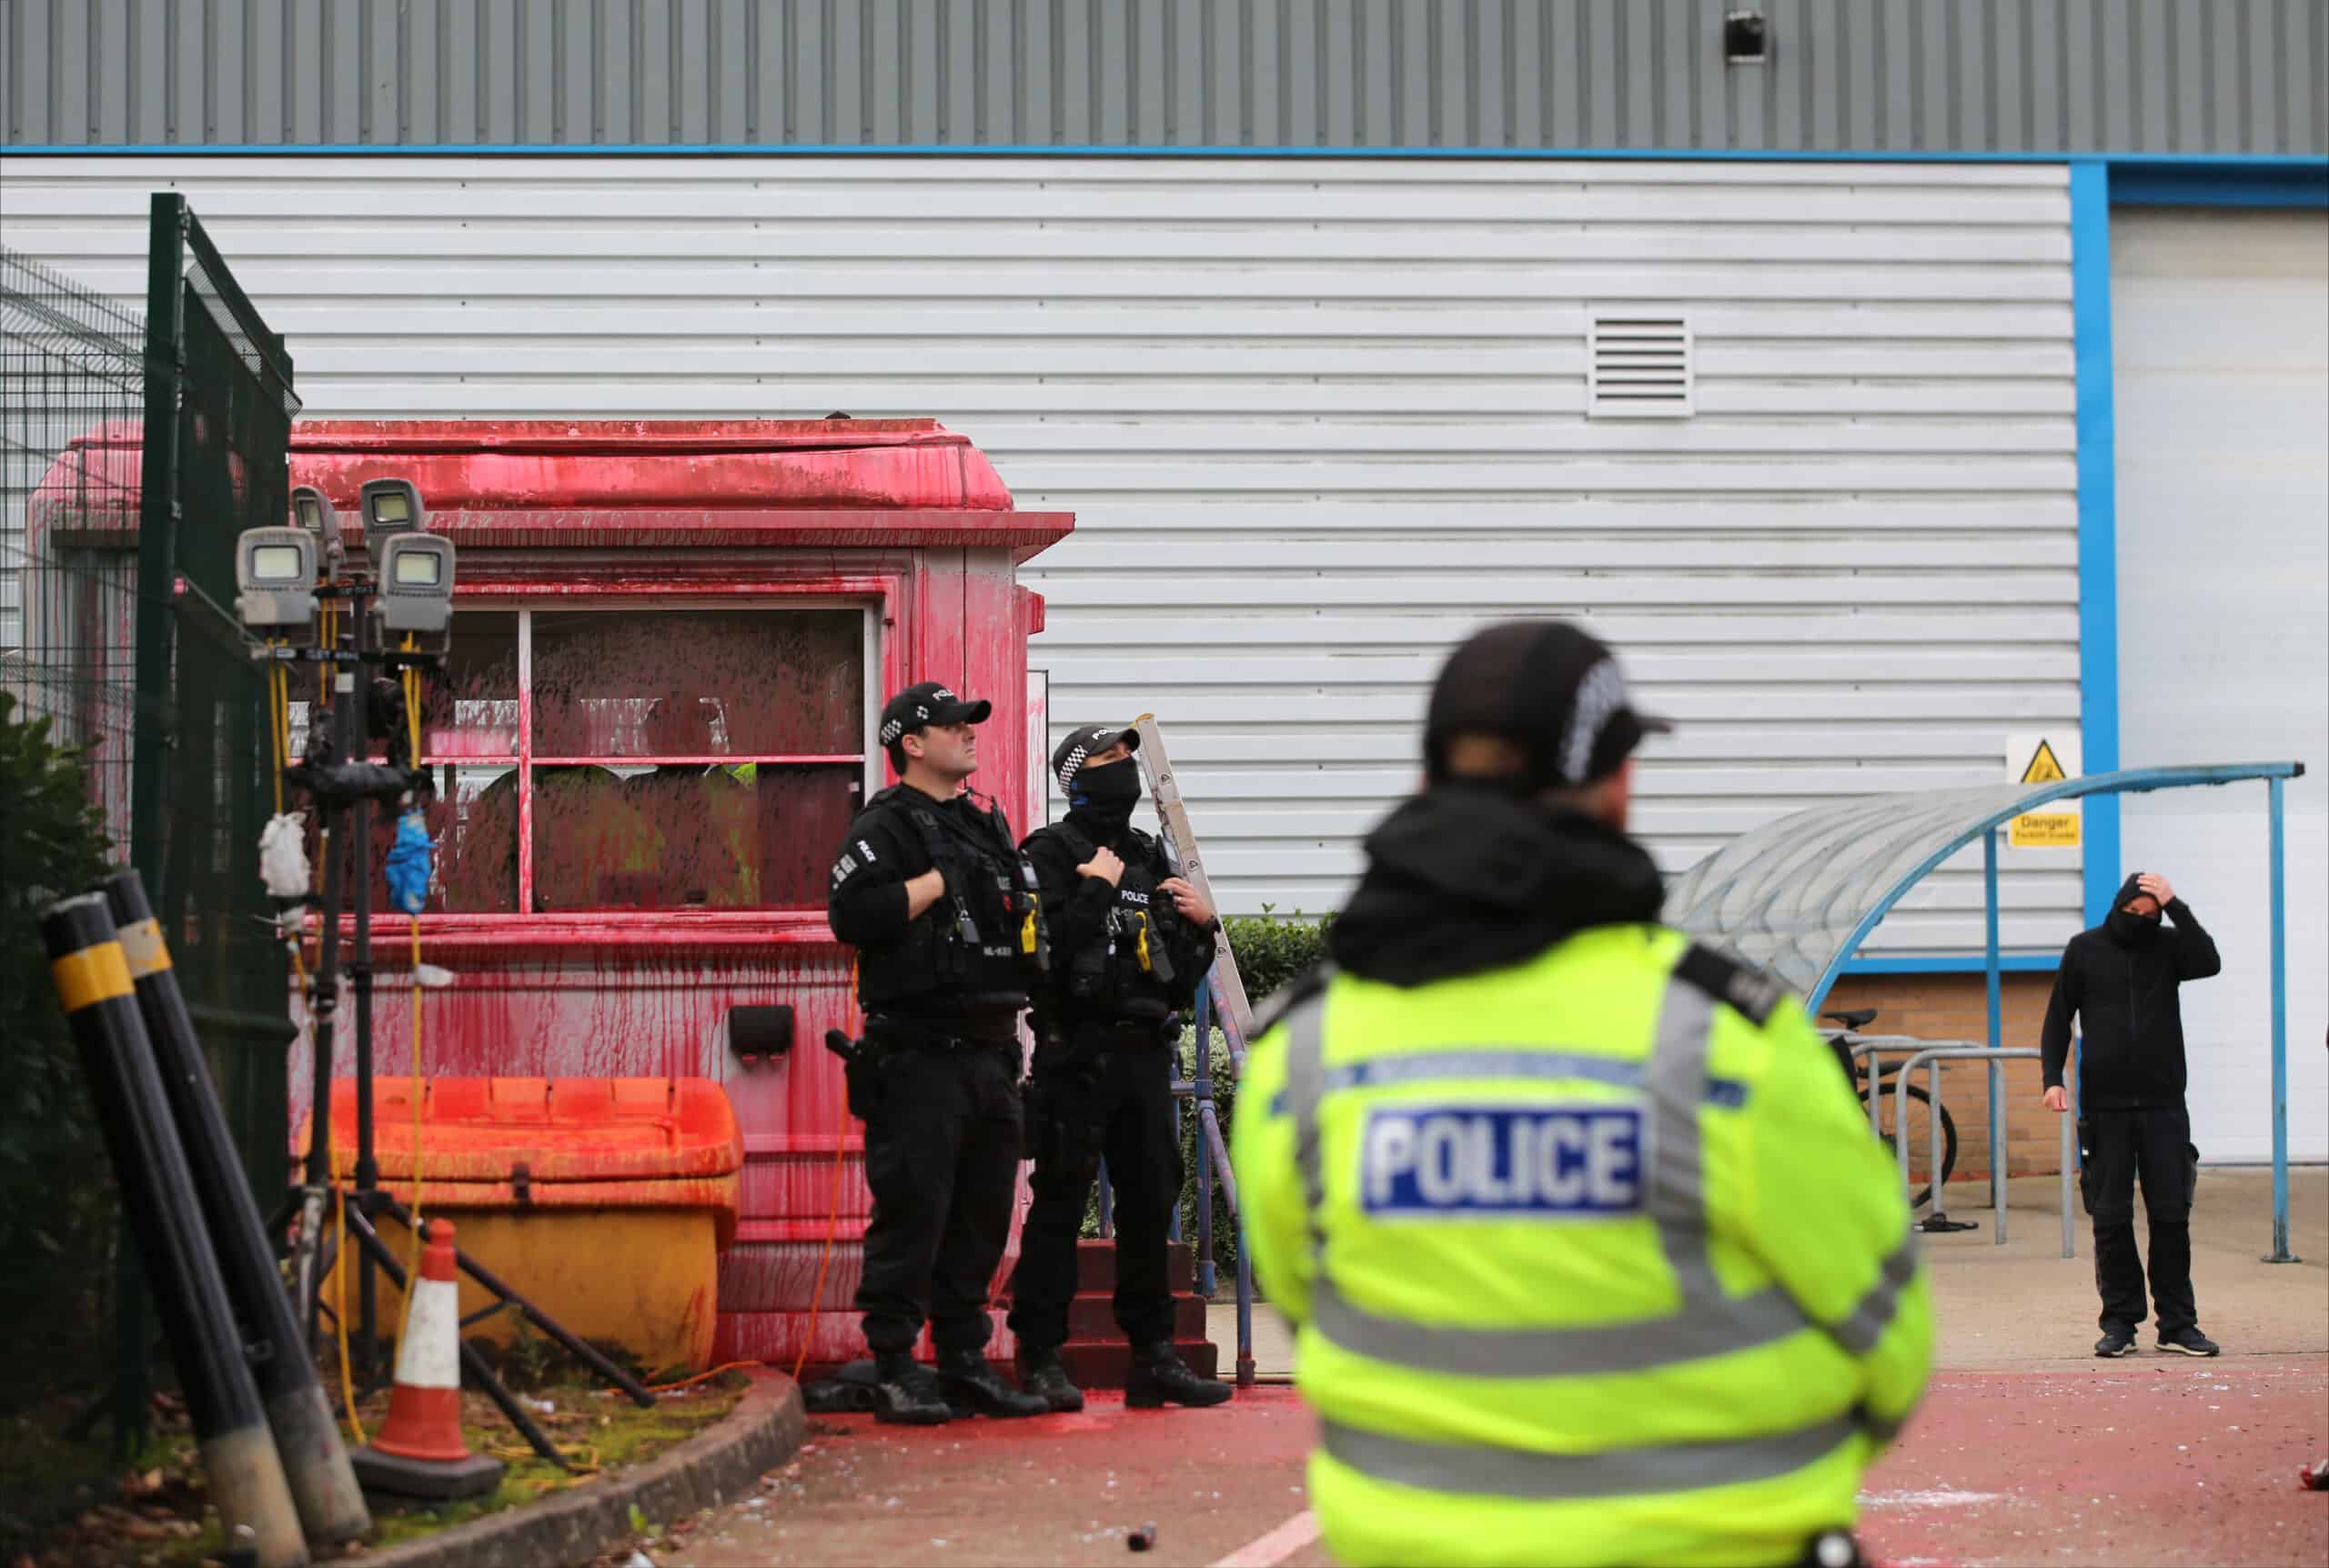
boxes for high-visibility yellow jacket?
[1232,926,1933,1568]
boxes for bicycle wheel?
[1860,1081,1959,1211]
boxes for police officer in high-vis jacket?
[1007,724,1233,1412]
[827,681,1051,1425]
[1232,621,1933,1568]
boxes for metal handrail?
[1889,1046,2074,1260]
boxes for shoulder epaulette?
[1673,942,1787,1027]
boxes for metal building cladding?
[1,6,2323,1164]
[266,417,1068,1369]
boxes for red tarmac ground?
[663,1358,2325,1568]
[667,1172,2326,1566]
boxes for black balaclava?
[2105,870,2163,946]
[1068,756,1141,839]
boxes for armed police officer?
[1231,621,1933,1568]
[1007,725,1232,1412]
[826,681,1051,1425]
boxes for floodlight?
[234,527,322,639]
[358,477,426,567]
[372,534,457,656]
[289,485,345,577]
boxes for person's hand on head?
[2137,872,2174,907]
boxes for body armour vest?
[854,786,1049,1012]
[1043,822,1180,1023]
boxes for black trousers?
[2079,1103,2199,1337]
[854,1042,1024,1357]
[1007,1028,1183,1352]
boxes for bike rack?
[1845,1035,1972,1138]
[1888,1046,2075,1260]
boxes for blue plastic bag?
[384,809,434,915]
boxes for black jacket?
[2040,875,2223,1110]
[826,782,1030,1019]
[1326,782,1667,989]
[1021,809,1217,1030]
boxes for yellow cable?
[646,1360,767,1394]
[788,1128,851,1384]
[399,635,427,1345]
[331,1185,365,1447]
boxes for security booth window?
[412,606,869,915]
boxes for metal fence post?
[1985,829,2006,1244]
[2264,774,2295,1262]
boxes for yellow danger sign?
[2020,739,2068,786]
[2006,733,2080,850]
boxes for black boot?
[937,1348,1050,1418]
[870,1352,953,1426]
[1125,1342,1232,1409]
[1015,1346,1086,1413]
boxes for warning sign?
[2006,733,2081,849]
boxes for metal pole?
[42,896,309,1568]
[348,607,379,1367]
[1985,829,2006,1244]
[2265,774,2295,1262]
[297,800,348,1345]
[105,871,369,1546]
[1927,1054,1944,1213]
[1195,985,1216,1300]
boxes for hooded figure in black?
[2040,869,2223,1358]
[1007,723,1230,1413]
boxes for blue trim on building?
[1838,955,2059,977]
[2069,163,2122,932]
[2110,163,2329,207]
[6,143,2328,167]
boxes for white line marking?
[1860,1487,2007,1508]
[1213,1509,1321,1568]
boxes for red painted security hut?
[286,418,1071,1370]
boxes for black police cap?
[878,681,993,747]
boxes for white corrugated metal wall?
[2112,207,2328,1161]
[0,156,2081,948]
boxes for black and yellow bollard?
[105,871,370,1546]
[43,893,310,1568]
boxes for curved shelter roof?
[1663,763,2305,1007]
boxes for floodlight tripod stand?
[268,583,652,1470]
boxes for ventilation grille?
[1588,314,1695,418]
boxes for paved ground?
[667,1169,2327,1567]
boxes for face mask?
[1069,759,1141,827]
[2108,909,2163,945]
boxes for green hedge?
[1221,910,1334,1010]
[0,691,119,1418]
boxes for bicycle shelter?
[1664,763,2308,1262]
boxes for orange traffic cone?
[349,1220,505,1500]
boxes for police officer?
[1231,621,1933,1568]
[826,681,1050,1425]
[1007,725,1233,1412]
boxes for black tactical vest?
[853,786,1049,1013]
[1042,822,1181,1024]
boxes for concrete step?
[1063,1292,1209,1342]
[1074,1237,1195,1294]
[1053,1337,1219,1390]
